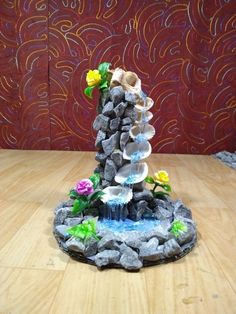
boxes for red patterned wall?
[0,0,236,153]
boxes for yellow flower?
[154,170,169,184]
[86,69,101,87]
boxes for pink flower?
[76,179,94,196]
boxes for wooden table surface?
[0,150,235,314]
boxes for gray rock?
[102,180,110,188]
[173,200,184,210]
[163,239,182,258]
[142,245,165,262]
[145,226,169,244]
[118,243,130,254]
[110,117,120,131]
[111,149,123,167]
[150,198,174,212]
[154,206,173,221]
[133,189,153,202]
[142,207,155,219]
[54,225,70,240]
[127,202,138,222]
[54,204,64,214]
[102,131,120,155]
[124,107,138,121]
[95,152,107,163]
[84,238,98,257]
[98,233,122,252]
[95,130,106,148]
[113,102,127,117]
[135,200,148,219]
[120,132,130,150]
[102,101,114,116]
[54,207,72,225]
[65,238,85,253]
[104,159,117,181]
[94,164,104,174]
[82,215,94,222]
[139,237,159,257]
[119,244,143,270]
[121,125,132,132]
[97,228,113,238]
[99,170,104,179]
[121,117,132,125]
[64,217,83,226]
[119,231,146,243]
[95,250,120,267]
[125,91,137,104]
[61,200,74,208]
[214,151,236,168]
[93,114,110,131]
[132,181,146,192]
[110,86,125,105]
[125,238,143,249]
[128,200,148,221]
[174,201,192,219]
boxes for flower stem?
[152,183,158,193]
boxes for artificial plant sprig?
[170,220,188,238]
[145,170,172,198]
[69,173,104,215]
[67,218,100,241]
[84,62,111,98]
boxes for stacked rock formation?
[93,86,136,188]
[92,69,158,221]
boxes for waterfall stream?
[103,93,151,223]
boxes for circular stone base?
[53,197,197,271]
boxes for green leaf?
[98,62,111,79]
[67,225,86,240]
[87,218,97,233]
[153,191,169,198]
[89,190,105,202]
[84,86,95,98]
[69,189,79,199]
[99,80,108,90]
[161,184,172,192]
[145,176,155,184]
[89,173,100,189]
[72,198,89,215]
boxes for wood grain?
[0,150,235,314]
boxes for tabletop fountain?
[53,63,197,271]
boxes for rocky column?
[93,86,137,189]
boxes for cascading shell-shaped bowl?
[115,162,148,185]
[135,97,154,112]
[123,141,152,162]
[101,186,133,204]
[135,111,153,124]
[109,68,142,95]
[129,124,156,141]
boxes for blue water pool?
[98,218,160,233]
